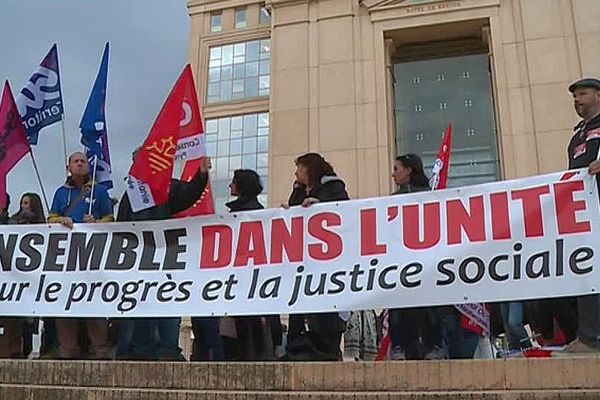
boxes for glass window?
[245,77,259,97]
[259,5,271,25]
[243,114,258,136]
[243,137,257,154]
[247,42,259,62]
[231,116,243,131]
[246,62,259,77]
[206,120,218,134]
[222,46,234,66]
[219,80,232,102]
[393,54,499,188]
[207,39,271,104]
[211,12,222,33]
[206,113,270,210]
[257,136,269,152]
[235,8,247,29]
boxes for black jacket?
[117,171,209,222]
[393,182,430,195]
[288,175,350,206]
[226,196,264,212]
[225,194,282,347]
[567,113,600,196]
[568,113,600,169]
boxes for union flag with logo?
[127,65,207,212]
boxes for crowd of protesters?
[0,78,599,362]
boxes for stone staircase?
[0,358,599,399]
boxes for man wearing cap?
[563,78,600,354]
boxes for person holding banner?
[283,153,350,361]
[388,154,444,360]
[9,193,46,358]
[116,148,210,361]
[48,152,114,359]
[562,77,600,354]
[0,193,26,359]
[221,169,282,360]
[0,193,8,224]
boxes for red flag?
[128,65,205,211]
[0,81,30,210]
[429,124,453,190]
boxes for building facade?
[188,0,600,209]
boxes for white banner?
[0,169,599,317]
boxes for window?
[394,54,499,188]
[207,39,271,103]
[211,12,222,33]
[205,112,270,209]
[235,8,247,29]
[259,5,271,25]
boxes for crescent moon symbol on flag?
[180,101,192,127]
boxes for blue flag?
[80,43,112,189]
[16,44,64,145]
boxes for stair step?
[2,385,600,400]
[1,358,599,392]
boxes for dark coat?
[288,175,350,206]
[393,182,430,195]
[226,195,283,351]
[117,171,208,222]
[226,196,264,212]
[567,112,600,170]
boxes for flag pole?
[60,118,69,178]
[88,155,98,215]
[29,149,50,214]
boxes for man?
[115,148,210,361]
[48,152,114,359]
[562,78,600,354]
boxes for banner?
[0,169,599,317]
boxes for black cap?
[569,78,600,93]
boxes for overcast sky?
[0,0,190,214]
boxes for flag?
[16,44,64,145]
[429,124,453,190]
[80,43,112,189]
[0,81,31,209]
[127,65,206,212]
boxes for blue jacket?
[48,179,114,223]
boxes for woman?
[48,152,114,359]
[225,169,282,360]
[388,154,445,360]
[283,153,350,361]
[12,194,46,358]
[12,193,45,224]
[0,193,45,358]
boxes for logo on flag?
[80,43,113,189]
[146,136,177,174]
[16,44,64,145]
